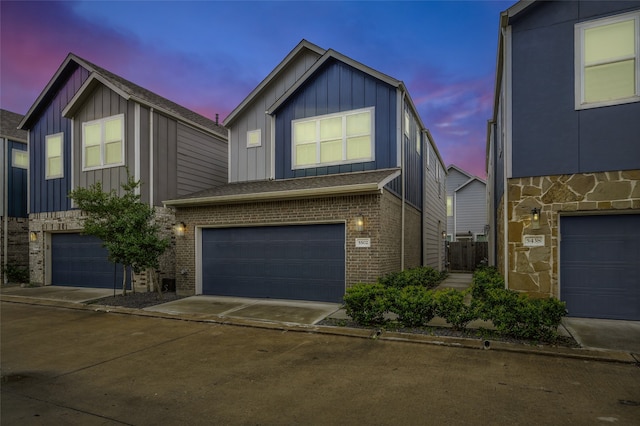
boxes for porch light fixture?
[354,215,365,232]
[531,208,540,230]
[442,231,447,239]
[174,222,186,237]
[29,231,38,242]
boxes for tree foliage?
[68,175,170,296]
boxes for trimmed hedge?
[343,266,568,342]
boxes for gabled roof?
[456,176,486,193]
[18,53,226,138]
[164,168,401,207]
[0,109,27,143]
[223,39,326,127]
[447,164,486,192]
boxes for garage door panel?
[561,214,640,320]
[202,224,345,303]
[52,233,130,289]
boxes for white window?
[82,114,125,170]
[575,11,640,109]
[292,107,374,169]
[12,149,28,169]
[416,129,421,154]
[247,129,261,148]
[447,196,453,217]
[45,133,63,179]
[404,110,410,136]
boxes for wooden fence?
[446,241,488,272]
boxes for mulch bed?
[88,291,185,309]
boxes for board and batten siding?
[72,84,134,197]
[152,111,178,205]
[454,180,487,237]
[274,60,397,179]
[446,168,471,234]
[177,123,227,196]
[229,49,322,183]
[30,65,91,213]
[423,141,446,270]
[7,141,28,217]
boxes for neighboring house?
[18,53,227,291]
[486,0,640,320]
[165,40,447,303]
[1,109,29,284]
[445,165,487,242]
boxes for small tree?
[69,175,170,296]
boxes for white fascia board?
[61,73,130,118]
[163,183,384,207]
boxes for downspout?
[502,24,510,289]
[2,138,8,284]
[149,108,154,206]
[401,92,406,271]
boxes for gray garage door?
[202,224,345,303]
[560,214,640,320]
[51,233,130,289]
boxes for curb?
[2,294,638,364]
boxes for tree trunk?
[121,264,127,296]
[151,268,163,300]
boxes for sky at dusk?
[1,0,515,178]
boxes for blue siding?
[274,60,397,179]
[511,2,640,177]
[8,141,28,217]
[29,65,90,213]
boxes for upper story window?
[404,110,410,136]
[12,149,28,169]
[447,196,453,217]
[82,114,125,170]
[416,129,421,154]
[575,11,640,109]
[45,133,63,179]
[247,129,262,148]
[292,107,374,169]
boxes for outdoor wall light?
[29,231,38,242]
[442,230,447,239]
[354,215,365,232]
[174,222,186,237]
[531,208,540,230]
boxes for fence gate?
[446,241,488,272]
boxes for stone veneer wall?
[1,217,30,284]
[505,170,640,298]
[173,191,420,296]
[29,208,177,291]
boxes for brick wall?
[1,217,29,284]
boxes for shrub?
[378,266,445,289]
[344,283,390,325]
[390,286,436,327]
[470,267,504,301]
[2,263,29,284]
[433,289,479,330]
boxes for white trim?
[2,138,7,284]
[504,25,513,180]
[26,130,30,214]
[69,120,74,207]
[149,108,154,206]
[396,88,402,168]
[270,114,276,180]
[134,103,141,195]
[195,226,202,295]
[502,25,511,288]
[575,11,640,110]
[246,129,262,148]
[81,114,125,171]
[291,107,375,170]
[45,132,64,180]
[227,127,232,183]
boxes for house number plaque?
[355,238,371,248]
[523,235,545,247]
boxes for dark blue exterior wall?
[8,140,28,217]
[29,64,90,213]
[274,59,397,179]
[511,1,640,178]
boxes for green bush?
[390,286,436,327]
[2,263,29,284]
[377,266,445,289]
[344,283,390,325]
[433,289,479,330]
[470,266,504,301]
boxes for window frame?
[575,11,640,110]
[247,129,262,148]
[291,107,375,170]
[45,132,64,180]
[12,149,28,169]
[446,195,453,217]
[82,114,125,171]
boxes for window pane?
[320,139,342,163]
[346,136,371,160]
[13,150,28,168]
[295,143,316,166]
[585,59,635,102]
[247,129,261,146]
[85,145,101,168]
[293,121,316,144]
[320,117,341,140]
[105,141,122,165]
[347,112,370,136]
[447,196,453,217]
[585,19,635,64]
[48,157,61,177]
[84,123,101,146]
[105,118,122,142]
[47,135,62,155]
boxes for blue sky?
[1,0,515,177]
